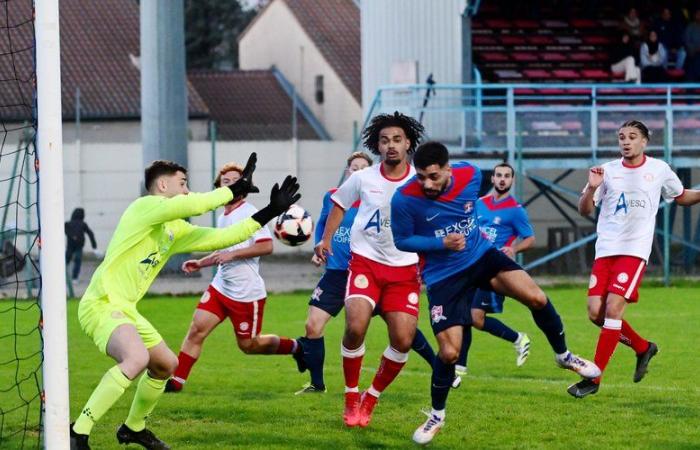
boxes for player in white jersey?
[165,162,305,392]
[315,112,425,427]
[570,120,700,398]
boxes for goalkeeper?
[69,154,300,450]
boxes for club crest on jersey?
[464,201,474,214]
[494,216,502,225]
[200,291,211,304]
[430,305,447,324]
[407,292,419,305]
[239,322,249,332]
[617,272,629,283]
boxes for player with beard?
[315,112,424,428]
[569,120,700,398]
[452,163,535,388]
[390,142,600,444]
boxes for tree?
[185,0,265,70]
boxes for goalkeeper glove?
[228,152,260,198]
[252,175,301,225]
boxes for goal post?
[36,0,70,448]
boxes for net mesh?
[0,0,43,448]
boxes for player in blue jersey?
[452,163,535,388]
[296,152,437,395]
[391,142,600,445]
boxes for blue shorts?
[426,247,521,335]
[308,269,348,317]
[471,289,505,314]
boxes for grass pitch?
[3,286,700,448]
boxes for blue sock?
[305,337,325,388]
[530,298,567,354]
[411,328,436,367]
[482,317,519,343]
[431,356,455,411]
[456,326,472,367]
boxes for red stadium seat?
[480,52,509,61]
[527,35,555,45]
[523,69,552,79]
[583,35,612,45]
[500,35,527,45]
[473,35,498,45]
[570,52,595,62]
[485,19,511,28]
[570,19,597,28]
[512,52,538,62]
[542,52,567,62]
[580,69,610,79]
[552,69,579,79]
[514,19,539,29]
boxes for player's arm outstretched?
[579,166,604,216]
[143,153,260,225]
[173,175,300,254]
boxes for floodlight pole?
[36,0,70,449]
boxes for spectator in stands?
[640,30,669,82]
[654,7,686,69]
[611,33,641,83]
[684,9,700,81]
[621,7,644,42]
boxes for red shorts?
[196,285,265,338]
[345,253,421,317]
[588,255,646,302]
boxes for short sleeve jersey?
[331,163,418,266]
[211,202,272,301]
[476,195,534,248]
[591,156,683,261]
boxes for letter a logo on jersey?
[364,209,381,233]
[615,193,628,215]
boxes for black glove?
[251,175,301,225]
[228,153,260,198]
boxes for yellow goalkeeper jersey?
[81,187,261,308]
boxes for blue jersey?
[315,188,359,271]
[391,161,492,286]
[476,194,533,249]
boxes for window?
[314,75,324,104]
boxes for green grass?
[2,286,700,448]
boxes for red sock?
[369,347,408,395]
[342,344,365,389]
[620,320,649,354]
[593,319,622,384]
[275,337,297,354]
[172,351,197,386]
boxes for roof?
[188,70,322,141]
[240,0,361,103]
[284,0,361,103]
[0,0,209,121]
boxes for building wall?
[239,0,362,142]
[361,0,465,141]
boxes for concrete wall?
[239,0,362,142]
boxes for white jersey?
[590,156,683,261]
[331,163,419,266]
[210,202,272,301]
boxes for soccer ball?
[274,204,313,247]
